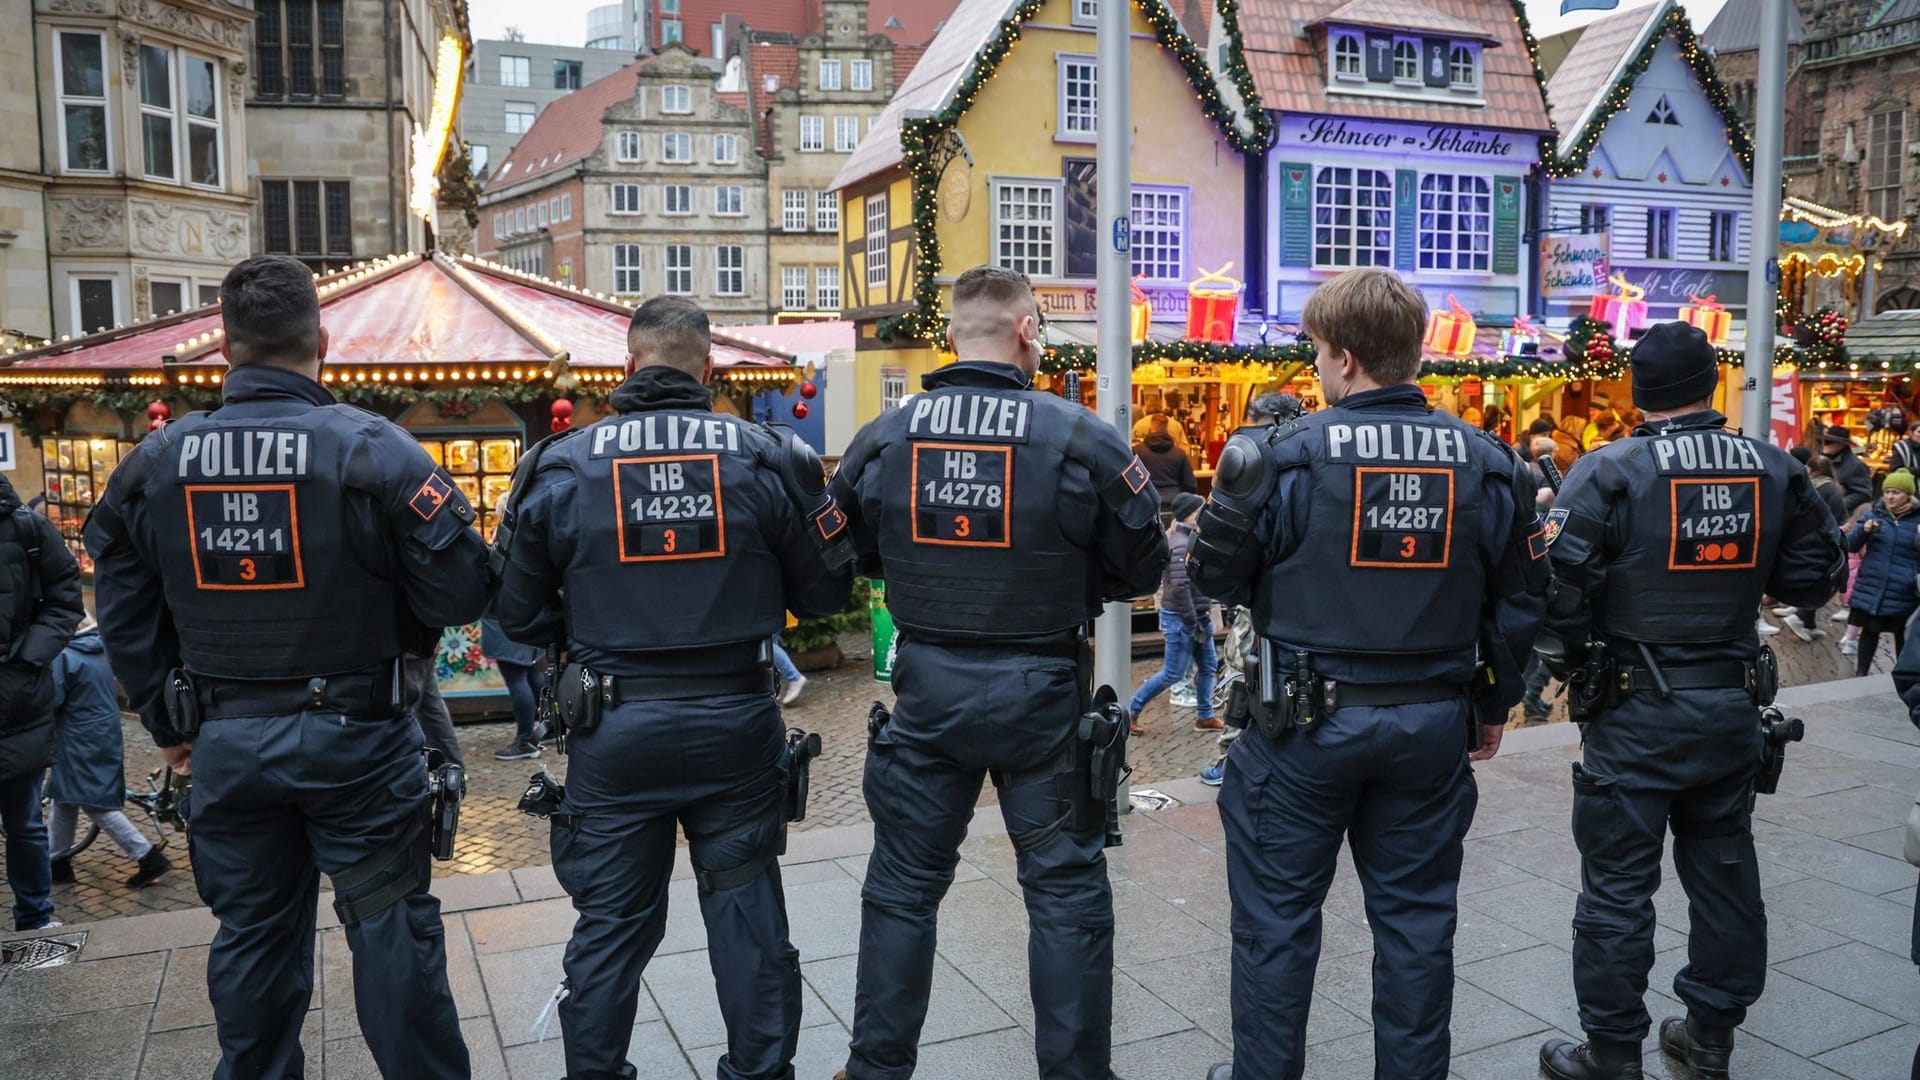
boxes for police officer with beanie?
[84,255,486,1078]
[1535,322,1843,1080]
[491,295,852,1080]
[1190,268,1548,1080]
[827,265,1167,1080]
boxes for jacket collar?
[922,361,1031,391]
[1635,410,1728,437]
[1329,384,1429,413]
[221,365,336,408]
[609,366,713,413]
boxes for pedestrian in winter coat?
[1822,425,1874,514]
[1553,415,1584,476]
[1845,469,1920,675]
[1807,455,1849,525]
[1128,493,1218,735]
[1133,414,1198,506]
[0,473,86,931]
[46,619,171,887]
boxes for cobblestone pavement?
[4,674,1916,1078]
[5,601,1894,925]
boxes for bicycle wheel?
[42,797,100,861]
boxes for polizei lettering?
[1652,431,1766,474]
[591,415,743,457]
[906,392,1031,442]
[1324,422,1469,464]
[176,430,311,479]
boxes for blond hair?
[1301,269,1428,385]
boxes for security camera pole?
[1741,0,1790,432]
[1094,0,1135,737]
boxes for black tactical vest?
[140,407,405,679]
[864,384,1103,638]
[1258,406,1513,657]
[554,409,787,652]
[1594,424,1792,644]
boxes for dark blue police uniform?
[1189,384,1547,1080]
[827,360,1168,1080]
[492,365,852,1080]
[1537,409,1840,1078]
[84,364,488,1080]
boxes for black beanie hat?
[1630,322,1720,412]
[1171,492,1206,521]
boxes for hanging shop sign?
[1033,284,1190,319]
[1275,115,1530,162]
[1770,372,1800,452]
[1541,234,1611,297]
[1606,265,1746,311]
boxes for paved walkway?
[3,674,1916,1079]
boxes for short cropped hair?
[951,265,1034,311]
[1301,269,1427,386]
[628,296,711,376]
[220,256,322,367]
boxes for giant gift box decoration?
[1589,273,1649,337]
[1501,314,1540,357]
[1679,294,1731,345]
[1424,295,1478,357]
[1185,264,1242,344]
[1130,275,1152,346]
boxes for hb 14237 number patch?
[911,443,1012,547]
[1351,467,1454,568]
[1668,477,1759,570]
[613,455,725,561]
[185,485,306,590]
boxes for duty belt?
[1619,661,1754,695]
[1315,678,1467,710]
[602,669,774,704]
[899,630,1086,662]
[193,660,405,721]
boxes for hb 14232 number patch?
[1668,477,1759,570]
[613,455,725,561]
[911,443,1012,547]
[185,485,306,590]
[1351,467,1454,568]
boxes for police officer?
[491,296,852,1080]
[1535,323,1843,1080]
[83,255,486,1079]
[1189,269,1548,1080]
[827,266,1167,1080]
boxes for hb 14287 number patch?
[1668,477,1759,570]
[911,443,1011,547]
[613,455,725,561]
[1351,467,1454,568]
[185,485,306,590]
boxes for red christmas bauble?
[147,401,170,420]
[550,398,574,420]
[799,380,818,399]
[791,401,810,420]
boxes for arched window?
[1393,39,1418,82]
[1448,44,1476,88]
[1333,34,1361,78]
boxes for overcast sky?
[467,0,1731,60]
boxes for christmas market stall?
[0,251,799,704]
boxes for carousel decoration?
[1423,296,1479,358]
[1184,265,1243,345]
[1679,294,1731,345]
[1589,273,1649,338]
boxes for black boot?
[1539,1036,1643,1079]
[127,848,172,887]
[49,857,73,884]
[1659,1016,1734,1080]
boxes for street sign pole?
[1094,0,1133,767]
[1742,0,1789,433]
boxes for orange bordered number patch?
[1120,456,1150,496]
[410,473,454,521]
[1351,467,1454,569]
[911,443,1012,547]
[185,485,306,590]
[612,454,725,561]
[1668,477,1759,570]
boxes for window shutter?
[1493,175,1520,274]
[1394,169,1417,272]
[1279,162,1312,268]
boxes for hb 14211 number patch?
[1668,477,1759,570]
[185,485,306,590]
[613,455,725,561]
[1351,467,1454,568]
[911,443,1011,547]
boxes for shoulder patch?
[1543,506,1570,547]
[409,473,455,521]
[1119,456,1151,496]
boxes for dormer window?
[1449,45,1476,89]
[1392,39,1418,83]
[1326,27,1484,102]
[1333,33,1362,79]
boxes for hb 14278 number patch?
[613,455,725,561]
[1668,477,1759,570]
[1351,467,1454,568]
[185,485,305,590]
[911,443,1011,547]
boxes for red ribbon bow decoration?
[1686,294,1724,311]
[1511,314,1538,336]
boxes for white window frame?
[54,31,112,175]
[1415,173,1492,273]
[713,132,738,164]
[505,101,535,135]
[1332,32,1362,81]
[612,244,642,294]
[1647,207,1676,260]
[537,201,550,228]
[715,184,744,216]
[782,190,809,232]
[1448,44,1477,90]
[782,266,809,310]
[493,212,503,239]
[617,130,642,162]
[612,183,642,215]
[1129,186,1187,283]
[835,115,860,152]
[664,184,692,215]
[68,273,121,334]
[663,132,692,163]
[1056,55,1097,142]
[800,115,825,152]
[881,368,907,411]
[138,45,177,182]
[851,59,874,91]
[1392,38,1419,84]
[865,193,890,290]
[1073,0,1099,27]
[715,245,745,296]
[499,55,530,87]
[990,177,1063,278]
[1711,210,1738,262]
[816,191,839,233]
[181,54,231,189]
[1867,111,1907,223]
[148,276,188,318]
[661,84,692,113]
[819,59,842,91]
[1312,166,1393,269]
[665,244,693,294]
[561,193,572,220]
[817,266,841,310]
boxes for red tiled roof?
[1240,0,1554,132]
[892,43,928,82]
[750,40,802,96]
[1315,0,1499,41]
[485,62,643,194]
[676,0,811,56]
[1546,1,1664,148]
[870,0,966,44]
